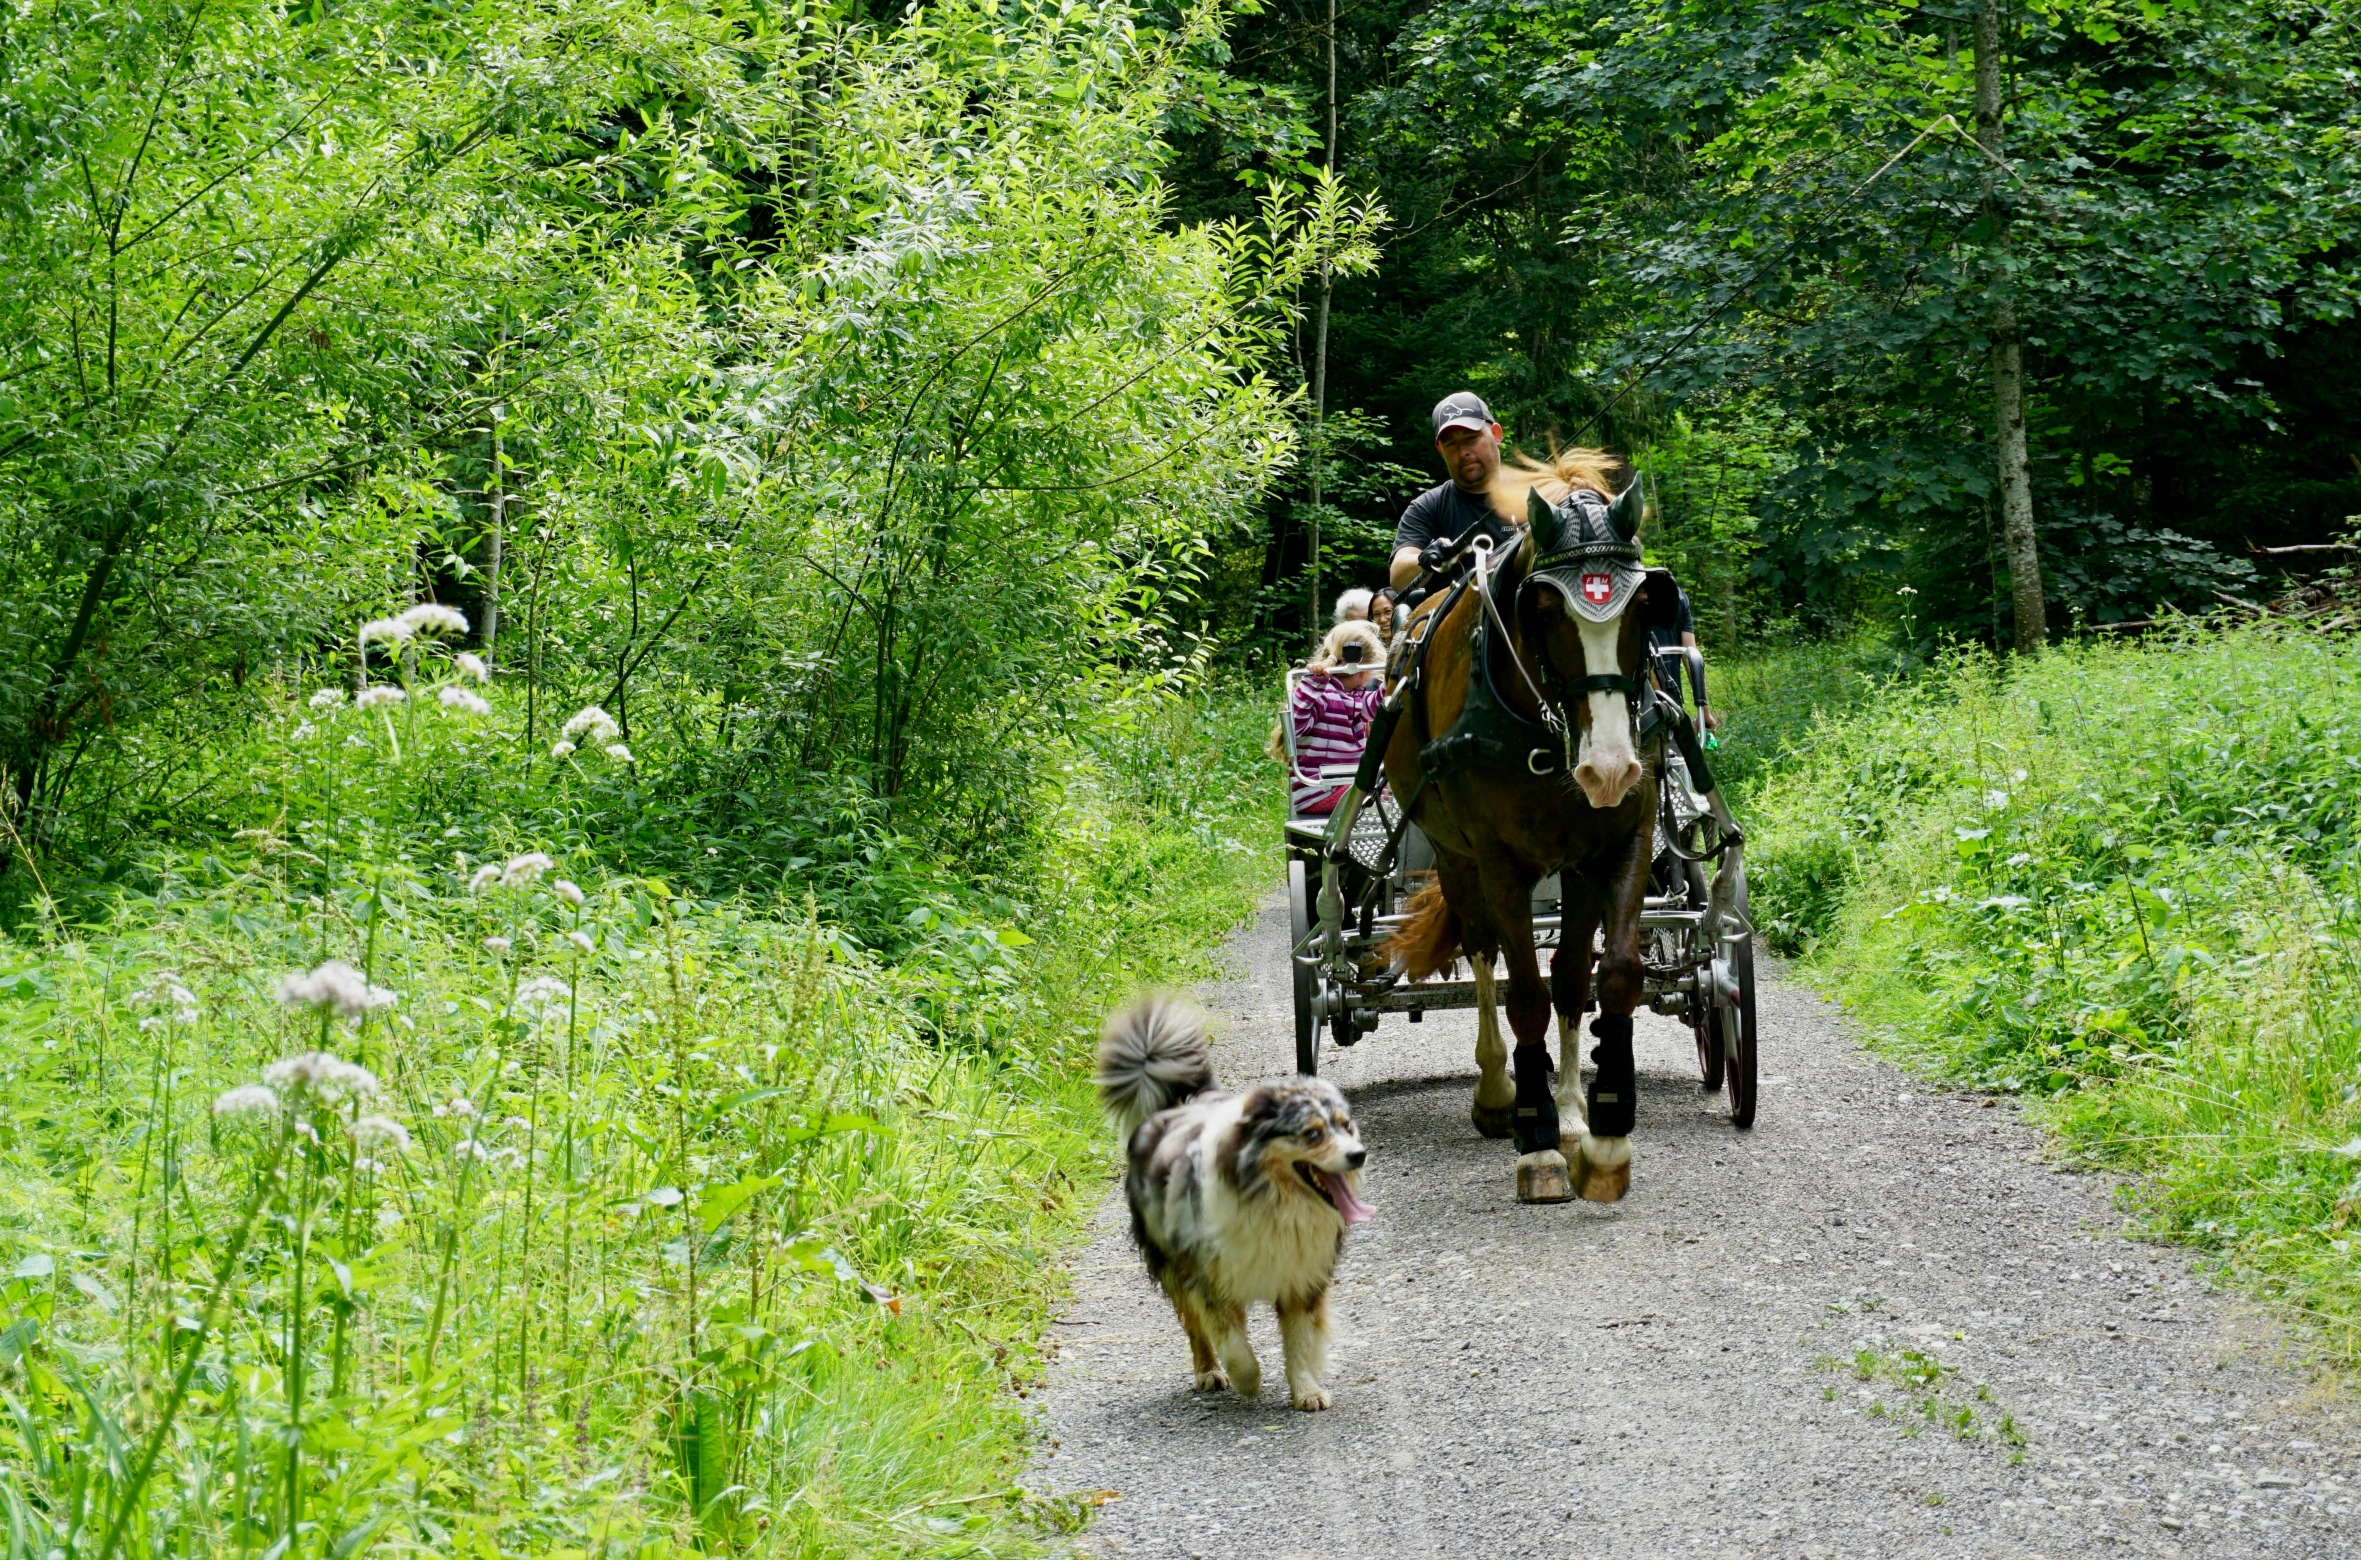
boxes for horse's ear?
[1525,485,1554,535]
[1606,475,1646,543]
[1641,568,1683,633]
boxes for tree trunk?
[1976,0,2044,652]
[1305,0,1337,633]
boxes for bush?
[1747,625,2361,1358]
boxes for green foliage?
[1749,626,2361,1358]
[0,657,1279,1555]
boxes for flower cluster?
[355,685,406,710]
[262,1050,383,1101]
[274,961,398,1019]
[439,685,491,716]
[132,973,199,1031]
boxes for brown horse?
[1383,452,1678,1203]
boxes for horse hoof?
[1193,1369,1230,1392]
[1471,1101,1515,1139]
[1574,1135,1632,1203]
[1515,1149,1571,1203]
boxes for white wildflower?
[603,743,634,764]
[454,652,490,683]
[350,1115,411,1152]
[468,863,501,893]
[552,879,584,908]
[397,602,469,636]
[432,1095,476,1120]
[290,721,317,742]
[439,685,491,716]
[262,1050,382,1101]
[212,1085,281,1119]
[515,975,570,1011]
[273,961,398,1020]
[482,935,513,954]
[308,688,345,710]
[354,685,406,710]
[500,851,553,888]
[550,740,576,758]
[139,1015,164,1033]
[358,617,414,648]
[567,929,596,956]
[561,706,620,743]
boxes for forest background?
[0,0,2355,1554]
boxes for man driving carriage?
[1389,391,1713,725]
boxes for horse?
[1381,451,1684,1203]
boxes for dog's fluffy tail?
[1096,995,1215,1138]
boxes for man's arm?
[1389,545,1423,590]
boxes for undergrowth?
[0,627,1278,1557]
[1748,625,2361,1361]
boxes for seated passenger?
[1333,587,1374,625]
[1284,621,1388,816]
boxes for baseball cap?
[1431,391,1495,436]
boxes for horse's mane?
[1485,447,1625,525]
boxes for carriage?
[1279,644,1758,1127]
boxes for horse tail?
[1492,446,1624,512]
[1386,880,1462,983]
[1096,994,1216,1138]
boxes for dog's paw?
[1192,1369,1230,1392]
[1290,1384,1332,1412]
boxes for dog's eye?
[1303,1123,1325,1141]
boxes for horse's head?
[1517,480,1681,810]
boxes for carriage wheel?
[1288,857,1318,1076]
[1725,930,1758,1128]
[1695,1005,1724,1094]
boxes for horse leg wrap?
[1511,1044,1560,1155]
[1587,1014,1637,1138]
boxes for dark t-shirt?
[1649,586,1698,706]
[1394,481,1512,558]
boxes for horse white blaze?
[1572,614,1641,808]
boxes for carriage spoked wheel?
[1287,857,1319,1076]
[1709,879,1758,1129]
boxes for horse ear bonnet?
[1524,478,1647,624]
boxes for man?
[1389,392,1516,590]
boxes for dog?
[1095,995,1372,1410]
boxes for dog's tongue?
[1318,1168,1376,1225]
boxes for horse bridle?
[1467,535,1643,773]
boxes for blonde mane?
[1484,447,1626,524]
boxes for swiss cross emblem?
[1581,572,1614,604]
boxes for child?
[1278,620,1388,815]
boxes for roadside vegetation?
[1745,626,2361,1363]
[0,662,1278,1557]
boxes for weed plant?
[0,616,1281,1556]
[1749,625,2361,1360]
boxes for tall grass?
[0,630,1280,1556]
[1746,626,2361,1358]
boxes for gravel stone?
[1034,893,2361,1557]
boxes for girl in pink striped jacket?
[1280,620,1388,815]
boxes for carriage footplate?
[1511,1046,1571,1204]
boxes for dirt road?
[1035,892,2360,1558]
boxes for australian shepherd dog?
[1095,996,1373,1410]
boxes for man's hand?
[1418,537,1459,573]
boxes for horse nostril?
[1346,1148,1368,1169]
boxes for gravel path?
[1035,890,2361,1558]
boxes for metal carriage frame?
[1277,648,1759,1127]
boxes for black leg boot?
[1587,1014,1637,1138]
[1511,1044,1559,1155]
[1512,1044,1570,1202]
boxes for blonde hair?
[1309,620,1387,675]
